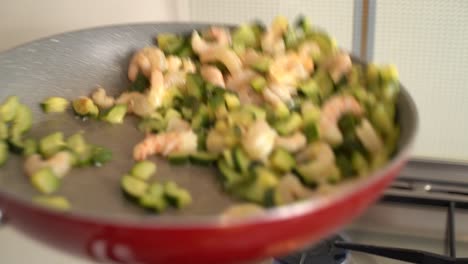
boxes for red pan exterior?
[0,158,406,264]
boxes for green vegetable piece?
[351,151,369,176]
[91,146,112,166]
[121,175,148,199]
[208,87,226,109]
[224,93,241,110]
[139,183,167,212]
[236,166,278,204]
[222,149,235,168]
[72,97,99,117]
[10,104,33,136]
[164,108,182,122]
[371,103,393,134]
[284,27,299,49]
[33,195,71,211]
[0,96,19,122]
[272,102,290,120]
[191,104,210,130]
[7,134,25,154]
[186,73,205,100]
[270,148,296,173]
[0,141,9,167]
[243,104,266,120]
[313,69,334,99]
[218,160,244,189]
[101,104,127,124]
[22,138,38,157]
[157,33,185,54]
[299,79,320,99]
[130,72,149,92]
[167,152,189,165]
[274,112,303,136]
[250,76,267,93]
[0,122,8,140]
[190,151,218,166]
[40,97,69,113]
[336,154,354,178]
[295,15,312,33]
[233,147,251,175]
[164,181,192,209]
[138,117,166,133]
[31,168,60,194]
[251,57,271,73]
[66,133,93,166]
[39,132,66,158]
[303,121,319,142]
[232,24,258,53]
[131,161,157,181]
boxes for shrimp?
[147,69,166,109]
[295,142,336,185]
[276,174,313,204]
[261,16,288,55]
[298,41,321,59]
[269,52,313,86]
[356,119,384,155]
[262,88,283,107]
[221,203,265,221]
[182,58,196,73]
[91,86,114,109]
[166,117,191,132]
[116,91,153,117]
[226,69,257,92]
[166,55,182,72]
[237,84,264,105]
[242,119,277,161]
[325,52,352,83]
[275,132,307,153]
[205,26,231,46]
[269,82,295,102]
[128,47,167,81]
[319,95,364,145]
[200,65,225,88]
[164,71,186,88]
[24,151,73,179]
[239,48,261,66]
[133,130,197,161]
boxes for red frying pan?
[0,23,418,264]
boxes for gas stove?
[268,160,468,264]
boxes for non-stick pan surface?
[0,23,418,264]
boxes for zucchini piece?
[39,132,66,158]
[0,122,7,140]
[208,87,226,109]
[33,195,71,211]
[101,104,127,124]
[222,149,235,168]
[236,166,278,204]
[232,24,258,53]
[0,141,8,167]
[299,79,320,99]
[336,154,354,178]
[66,133,93,166]
[351,151,369,176]
[0,96,19,122]
[250,76,267,93]
[233,147,251,175]
[185,73,205,100]
[196,129,208,151]
[90,146,112,166]
[274,112,303,136]
[218,160,244,189]
[139,182,167,212]
[295,15,312,33]
[313,69,334,99]
[40,97,69,113]
[303,121,319,142]
[22,138,38,157]
[251,57,271,73]
[243,104,266,120]
[284,27,299,49]
[10,104,33,136]
[7,134,24,154]
[224,93,241,110]
[270,148,296,173]
[157,33,185,54]
[228,109,255,128]
[167,152,189,165]
[138,118,166,133]
[190,151,218,166]
[31,168,60,194]
[131,161,157,181]
[72,97,99,117]
[191,104,210,130]
[271,102,290,120]
[130,72,149,92]
[164,181,192,209]
[121,175,148,200]
[181,106,193,120]
[164,108,182,122]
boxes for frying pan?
[0,23,418,264]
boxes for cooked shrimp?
[182,58,196,73]
[239,48,261,66]
[269,82,295,102]
[128,47,167,81]
[319,95,364,145]
[164,71,186,88]
[205,26,231,46]
[269,52,312,86]
[133,130,197,160]
[295,142,335,184]
[147,69,166,109]
[166,55,182,72]
[298,41,321,59]
[237,84,264,105]
[166,117,191,132]
[200,65,225,88]
[226,69,257,92]
[356,119,384,155]
[221,203,265,221]
[261,16,288,55]
[116,91,153,117]
[262,88,283,107]
[91,86,114,109]
[325,52,352,83]
[276,174,313,204]
[275,132,307,153]
[242,119,277,161]
[24,151,73,179]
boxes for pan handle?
[0,209,6,225]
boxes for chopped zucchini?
[66,133,93,166]
[164,181,192,209]
[233,147,251,175]
[101,104,127,124]
[274,112,303,136]
[22,138,38,157]
[271,102,290,119]
[299,79,320,99]
[295,15,312,33]
[40,97,69,113]
[228,109,255,128]
[10,104,33,136]
[336,154,354,178]
[236,166,278,204]
[222,149,235,168]
[270,148,296,173]
[131,161,157,181]
[90,146,112,166]
[0,122,7,140]
[121,175,148,200]
[208,87,226,109]
[284,27,299,49]
[243,104,266,120]
[191,104,210,130]
[218,160,244,189]
[351,151,369,176]
[0,141,8,167]
[232,24,258,53]
[33,195,70,211]
[157,33,185,54]
[0,96,19,122]
[224,93,241,110]
[72,97,99,117]
[130,72,149,92]
[251,57,271,73]
[31,168,60,194]
[303,121,319,142]
[7,134,25,154]
[138,118,166,133]
[313,69,334,99]
[39,132,65,158]
[250,76,267,93]
[185,73,205,100]
[190,151,218,165]
[167,152,189,165]
[164,108,182,122]
[139,183,167,212]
